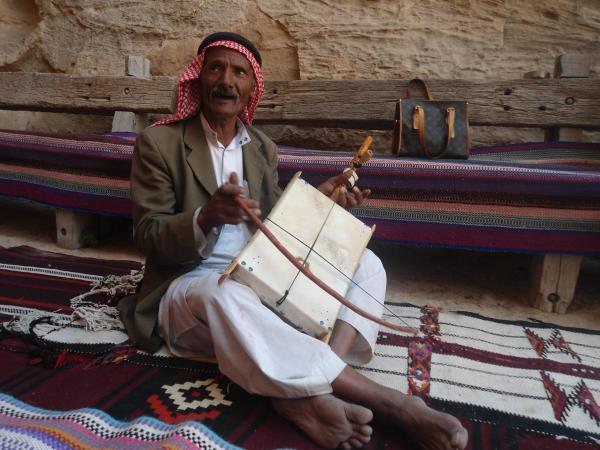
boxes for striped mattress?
[1,129,599,255]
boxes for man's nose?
[218,66,234,86]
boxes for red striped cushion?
[1,130,599,254]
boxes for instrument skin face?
[222,136,418,336]
[226,172,375,341]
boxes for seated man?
[119,31,468,450]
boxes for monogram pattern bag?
[391,79,471,159]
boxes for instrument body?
[224,172,375,341]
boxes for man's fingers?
[228,171,240,186]
[346,191,358,208]
[337,186,348,208]
[217,172,244,197]
[327,171,353,188]
[239,197,260,209]
[340,170,355,187]
[237,198,261,218]
[219,182,245,197]
[352,186,364,205]
[201,178,260,228]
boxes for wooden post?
[530,53,590,313]
[56,55,149,249]
[111,55,151,132]
[56,210,98,248]
[530,254,583,313]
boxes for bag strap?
[413,106,456,158]
[392,79,432,156]
[406,78,433,101]
[391,100,402,155]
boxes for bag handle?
[412,106,456,158]
[391,101,402,155]
[406,78,433,101]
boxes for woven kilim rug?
[1,245,599,449]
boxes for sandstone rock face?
[0,0,598,146]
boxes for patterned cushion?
[1,129,599,254]
[277,143,600,254]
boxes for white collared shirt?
[191,113,253,271]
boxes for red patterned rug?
[0,245,598,449]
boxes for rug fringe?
[69,267,144,331]
[4,268,144,334]
[4,310,69,335]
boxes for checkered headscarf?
[153,40,265,126]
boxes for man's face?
[199,47,256,122]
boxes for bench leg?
[55,209,98,249]
[529,254,582,313]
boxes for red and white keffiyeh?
[153,40,265,126]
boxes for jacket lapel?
[243,137,266,201]
[184,118,218,196]
[184,117,266,200]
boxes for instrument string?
[276,201,338,306]
[264,217,414,329]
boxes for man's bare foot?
[380,392,468,450]
[272,394,373,449]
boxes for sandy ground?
[1,196,599,331]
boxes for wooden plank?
[0,72,176,114]
[530,254,583,314]
[257,79,600,129]
[1,73,600,129]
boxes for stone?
[0,0,598,146]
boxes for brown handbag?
[391,79,471,159]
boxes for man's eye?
[236,68,248,76]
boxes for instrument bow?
[234,136,418,335]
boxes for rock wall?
[1,0,598,148]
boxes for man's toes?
[345,403,373,425]
[451,426,469,449]
[339,437,367,450]
[348,437,365,448]
[351,424,372,443]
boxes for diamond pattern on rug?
[550,329,582,363]
[407,338,432,399]
[525,328,547,357]
[573,380,600,426]
[163,379,233,411]
[540,371,571,421]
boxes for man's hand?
[196,172,261,234]
[317,171,371,209]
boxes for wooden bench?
[0,55,599,314]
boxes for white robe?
[158,249,385,399]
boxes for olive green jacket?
[118,116,281,352]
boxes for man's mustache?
[211,86,239,101]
